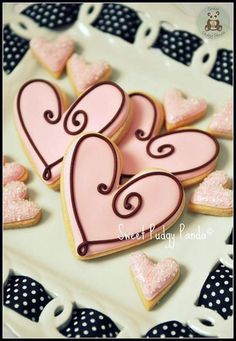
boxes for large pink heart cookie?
[189,170,233,216]
[30,35,75,78]
[119,93,219,187]
[61,133,185,259]
[164,88,207,131]
[15,80,130,188]
[208,100,232,139]
[4,181,41,229]
[67,54,111,94]
[130,252,180,310]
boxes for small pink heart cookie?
[208,100,232,139]
[61,133,185,259]
[15,80,131,189]
[30,35,75,78]
[4,181,41,229]
[67,54,112,94]
[130,252,180,310]
[3,157,28,185]
[164,88,207,131]
[119,93,219,187]
[189,170,233,216]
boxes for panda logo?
[205,11,222,31]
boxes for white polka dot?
[31,308,36,313]
[222,308,227,313]
[39,306,43,310]
[152,329,157,335]
[206,284,211,289]
[32,298,36,303]
[211,275,215,280]
[14,296,19,301]
[83,330,89,335]
[203,294,207,299]
[31,282,36,286]
[224,281,229,285]
[90,318,95,323]
[171,331,176,336]
[92,326,97,331]
[74,328,79,332]
[101,325,106,330]
[220,274,225,278]
[23,301,28,306]
[31,290,36,295]
[99,315,104,320]
[211,292,216,296]
[160,334,165,338]
[66,327,71,332]
[14,304,19,308]
[22,286,27,289]
[229,287,233,292]
[208,302,213,307]
[216,299,221,304]
[14,289,19,293]
[81,316,86,320]
[163,325,168,330]
[230,305,233,310]
[23,293,27,297]
[82,322,87,327]
[23,310,28,315]
[220,289,224,294]
[225,297,230,302]
[215,282,220,287]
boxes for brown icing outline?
[130,93,157,141]
[69,133,184,257]
[122,129,220,177]
[16,80,126,181]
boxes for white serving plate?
[3,3,233,338]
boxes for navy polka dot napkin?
[145,320,202,338]
[3,2,233,86]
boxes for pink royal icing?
[4,181,40,224]
[130,252,179,300]
[164,88,207,124]
[3,162,25,185]
[191,170,232,208]
[62,133,184,258]
[15,80,130,185]
[67,54,110,92]
[30,35,75,73]
[119,93,219,181]
[209,100,232,135]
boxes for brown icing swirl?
[64,110,88,135]
[146,140,175,158]
[112,191,142,218]
[43,109,61,124]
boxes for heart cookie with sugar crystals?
[119,92,219,187]
[67,54,112,95]
[130,252,180,310]
[208,100,232,139]
[15,80,131,189]
[3,156,28,185]
[4,181,41,229]
[189,170,233,216]
[164,88,207,131]
[61,133,185,259]
[30,35,75,78]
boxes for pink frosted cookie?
[119,93,220,187]
[3,157,28,185]
[164,88,207,131]
[208,100,232,139]
[67,54,112,95]
[130,252,180,310]
[30,35,75,78]
[15,79,131,189]
[61,133,185,259]
[189,170,232,216]
[4,181,41,229]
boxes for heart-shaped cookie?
[61,133,185,259]
[208,100,232,139]
[15,80,130,188]
[4,181,41,229]
[130,252,180,310]
[189,170,233,216]
[30,35,75,78]
[3,157,28,185]
[164,88,207,131]
[118,93,219,187]
[67,54,111,94]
